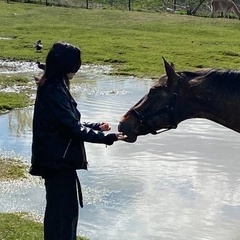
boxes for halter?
[130,74,183,135]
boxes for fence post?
[173,0,176,10]
[128,0,131,10]
[86,0,89,9]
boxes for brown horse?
[118,58,240,143]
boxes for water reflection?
[8,108,33,136]
[0,68,240,240]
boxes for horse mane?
[179,69,240,95]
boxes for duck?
[36,61,45,71]
[34,40,43,51]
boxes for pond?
[0,63,240,240]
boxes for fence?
[6,0,240,17]
[7,0,199,13]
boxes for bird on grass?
[34,40,43,51]
[36,61,45,71]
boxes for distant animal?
[36,61,45,71]
[211,0,240,19]
[34,40,43,51]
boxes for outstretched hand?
[100,123,127,142]
[115,132,128,141]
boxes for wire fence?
[6,0,202,12]
[8,0,171,11]
[6,0,240,17]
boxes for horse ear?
[162,57,179,85]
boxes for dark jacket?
[30,81,111,177]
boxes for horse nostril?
[118,122,122,132]
[118,121,128,134]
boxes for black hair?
[36,41,81,88]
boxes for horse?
[211,0,240,19]
[118,58,240,143]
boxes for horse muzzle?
[118,121,137,143]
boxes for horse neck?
[176,74,240,133]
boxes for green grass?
[1,1,240,79]
[0,75,29,86]
[0,157,27,180]
[0,213,44,240]
[0,75,32,113]
[0,92,30,113]
[0,213,89,240]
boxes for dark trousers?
[44,170,79,240]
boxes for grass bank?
[0,75,33,113]
[1,1,240,78]
[0,213,89,240]
[0,213,43,240]
[0,156,27,180]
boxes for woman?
[30,41,126,240]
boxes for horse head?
[118,58,190,143]
[119,58,240,142]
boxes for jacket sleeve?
[42,84,106,143]
[83,122,102,131]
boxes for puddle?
[0,60,40,74]
[0,59,113,75]
[0,37,14,40]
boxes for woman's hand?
[99,122,111,131]
[103,132,128,145]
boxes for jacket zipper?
[63,139,72,158]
